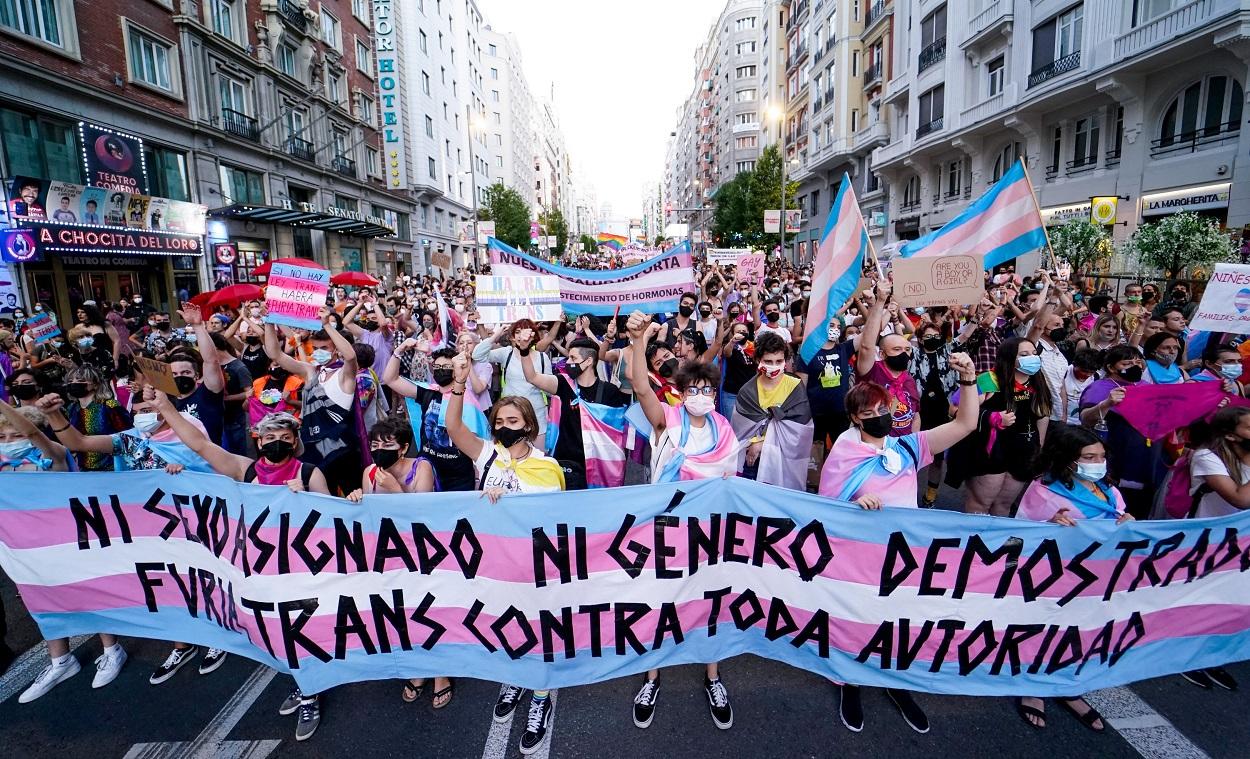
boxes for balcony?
[873,137,910,167]
[900,199,922,213]
[916,116,944,139]
[863,1,891,38]
[810,96,823,112]
[918,37,946,73]
[332,155,357,177]
[1065,155,1099,176]
[863,61,882,88]
[285,136,315,162]
[883,71,910,105]
[1027,51,1080,88]
[731,122,760,134]
[278,0,307,32]
[853,121,889,151]
[1151,120,1241,157]
[960,82,1018,126]
[1105,148,1122,167]
[960,0,1012,49]
[1115,0,1239,61]
[221,108,259,141]
[813,47,824,63]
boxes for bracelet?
[958,379,977,386]
[51,424,70,433]
[450,389,464,396]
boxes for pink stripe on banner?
[908,179,1035,259]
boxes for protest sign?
[477,221,495,244]
[431,251,453,272]
[4,471,1249,697]
[707,248,749,265]
[264,263,330,330]
[1190,263,1250,334]
[134,356,182,396]
[475,275,562,324]
[490,238,695,316]
[22,312,61,343]
[736,253,765,283]
[764,210,781,233]
[892,253,985,309]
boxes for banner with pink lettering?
[1,472,1248,696]
[264,263,331,330]
[1191,263,1250,334]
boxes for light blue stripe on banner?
[984,227,1051,270]
[899,159,1030,259]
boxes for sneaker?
[279,687,303,716]
[886,688,930,734]
[839,684,864,732]
[1181,669,1213,689]
[198,648,227,675]
[91,646,127,689]
[18,655,81,703]
[632,678,660,728]
[295,697,320,742]
[1206,667,1238,691]
[149,646,198,685]
[704,678,733,730]
[518,696,553,755]
[494,684,526,722]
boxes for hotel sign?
[373,0,407,189]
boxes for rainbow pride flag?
[597,233,628,251]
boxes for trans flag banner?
[799,172,868,364]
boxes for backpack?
[1159,452,1210,519]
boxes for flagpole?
[1018,157,1060,272]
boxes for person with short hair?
[730,331,813,489]
[855,281,921,436]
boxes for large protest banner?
[489,238,695,316]
[2,472,1248,697]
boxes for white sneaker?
[18,655,81,703]
[92,646,128,688]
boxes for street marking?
[479,688,559,759]
[123,665,280,759]
[533,690,559,759]
[1086,686,1210,759]
[0,634,92,704]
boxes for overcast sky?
[479,0,727,220]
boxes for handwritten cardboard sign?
[431,251,452,272]
[736,253,765,283]
[22,313,60,344]
[134,356,181,396]
[891,253,985,309]
[707,248,750,265]
[264,263,330,330]
[474,275,562,325]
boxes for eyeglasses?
[683,386,716,397]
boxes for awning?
[208,204,394,238]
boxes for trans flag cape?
[799,173,869,364]
[730,378,815,492]
[648,404,741,483]
[403,383,491,453]
[544,378,630,489]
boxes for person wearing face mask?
[443,354,564,756]
[719,320,757,417]
[1141,333,1189,385]
[695,301,719,345]
[1118,283,1148,336]
[344,291,396,376]
[1191,341,1246,395]
[63,364,132,471]
[644,339,683,405]
[249,360,304,434]
[855,281,921,436]
[1154,283,1197,322]
[473,318,554,436]
[657,291,700,345]
[1013,424,1133,731]
[797,317,856,454]
[730,332,814,490]
[6,368,45,408]
[755,299,793,343]
[908,320,975,505]
[1079,345,1154,517]
[163,307,227,447]
[136,311,185,354]
[518,337,630,489]
[123,293,154,331]
[958,338,1053,516]
[819,354,979,733]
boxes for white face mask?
[133,412,161,436]
[1075,461,1107,482]
[684,393,715,416]
[760,362,784,378]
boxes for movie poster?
[7,177,47,220]
[79,187,107,225]
[103,190,130,226]
[45,181,83,224]
[125,195,151,229]
[146,197,170,230]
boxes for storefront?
[1140,182,1231,225]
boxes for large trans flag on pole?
[799,173,868,364]
[898,158,1047,270]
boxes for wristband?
[51,424,71,433]
[450,390,464,396]
[958,379,977,387]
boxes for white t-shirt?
[1191,449,1250,518]
[1037,339,1070,421]
[755,325,793,343]
[1057,367,1095,425]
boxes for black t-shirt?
[240,344,271,381]
[553,375,630,466]
[173,383,225,445]
[724,342,757,394]
[222,358,252,423]
[799,341,854,414]
[410,386,476,492]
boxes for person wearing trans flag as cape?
[818,352,980,736]
[624,309,741,732]
[730,331,814,491]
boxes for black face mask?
[679,304,695,318]
[565,360,589,380]
[765,311,781,323]
[699,310,712,319]
[1120,365,1144,383]
[1238,439,1250,454]
[494,426,529,447]
[270,367,289,381]
[66,382,91,397]
[1049,327,1069,343]
[360,321,378,331]
[244,335,262,346]
[658,357,678,378]
[884,352,911,371]
[922,336,943,352]
[10,384,38,401]
[174,375,197,396]
[431,368,454,387]
[370,447,402,470]
[258,439,295,463]
[860,413,894,438]
[156,322,171,332]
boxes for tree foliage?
[578,234,597,254]
[478,182,531,250]
[538,207,570,255]
[709,144,799,249]
[1125,211,1238,279]
[1049,219,1113,275]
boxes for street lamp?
[691,179,702,251]
[765,106,788,260]
[464,105,488,267]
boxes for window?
[902,175,921,208]
[851,50,859,76]
[1112,106,1124,158]
[491,67,499,79]
[208,0,239,43]
[356,93,375,123]
[917,85,944,130]
[333,194,358,213]
[0,110,77,182]
[489,43,497,55]
[284,109,305,139]
[1073,116,1099,167]
[327,72,344,104]
[735,135,757,149]
[424,115,434,137]
[1159,75,1244,147]
[422,71,431,95]
[127,27,174,92]
[332,130,348,160]
[735,89,756,103]
[736,160,756,173]
[219,164,264,204]
[736,41,756,55]
[1050,126,1062,173]
[851,109,859,132]
[352,0,367,21]
[492,89,499,102]
[428,157,437,178]
[495,155,503,168]
[992,142,1021,182]
[920,5,947,49]
[419,30,428,53]
[735,16,756,32]
[736,112,757,125]
[219,75,248,114]
[277,43,297,77]
[1032,5,1082,71]
[945,159,963,197]
[1132,0,1179,26]
[366,146,379,175]
[736,65,757,78]
[144,146,189,201]
[356,38,370,74]
[987,56,1004,97]
[0,0,67,47]
[320,9,341,51]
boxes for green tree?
[578,234,597,254]
[1125,211,1239,280]
[538,207,570,255]
[747,144,800,251]
[1049,219,1114,275]
[478,181,531,250]
[711,173,752,246]
[653,235,665,247]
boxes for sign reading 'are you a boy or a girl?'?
[265,264,330,331]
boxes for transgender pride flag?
[899,158,1047,270]
[799,173,868,364]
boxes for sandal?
[1015,697,1046,729]
[1058,697,1105,733]
[402,679,425,703]
[432,678,455,710]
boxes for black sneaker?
[839,684,864,732]
[494,684,526,722]
[1181,669,1213,689]
[198,647,227,675]
[519,696,552,755]
[279,687,302,716]
[886,688,930,734]
[632,678,659,728]
[295,696,320,742]
[149,646,198,685]
[1206,667,1238,691]
[704,678,733,729]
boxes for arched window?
[1158,75,1243,149]
[992,142,1022,182]
[901,175,921,209]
